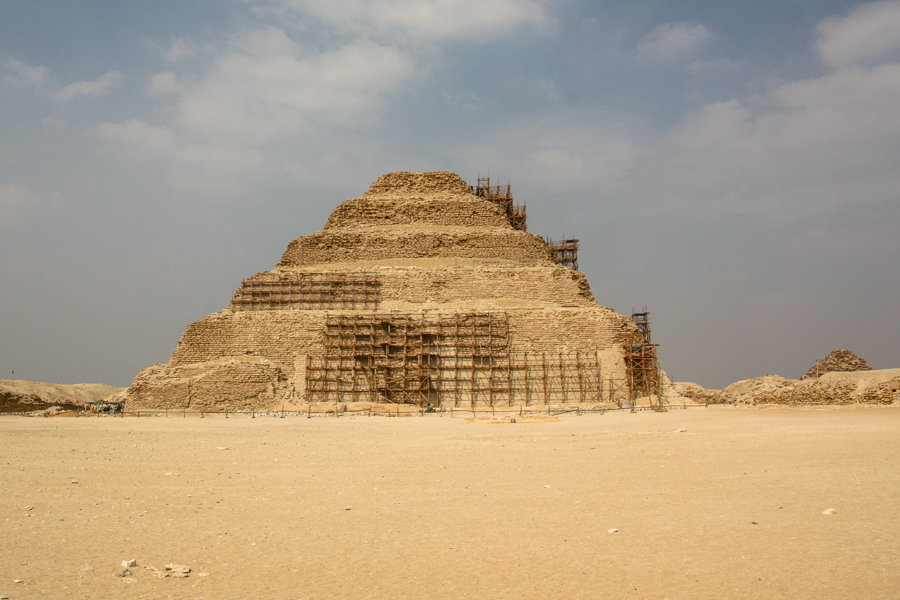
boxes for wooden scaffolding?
[305,312,606,407]
[474,176,527,231]
[545,238,579,269]
[624,309,664,410]
[231,274,380,311]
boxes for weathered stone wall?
[166,304,632,374]
[509,307,638,353]
[278,229,552,266]
[326,196,510,229]
[125,360,295,411]
[169,311,326,369]
[373,264,596,308]
[361,171,474,198]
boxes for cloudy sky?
[2,0,898,389]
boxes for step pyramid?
[122,172,644,412]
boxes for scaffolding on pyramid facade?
[624,308,664,411]
[544,238,579,269]
[305,312,625,407]
[474,176,527,231]
[230,274,381,311]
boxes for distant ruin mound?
[802,349,872,380]
[672,369,899,406]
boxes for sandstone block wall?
[326,196,511,229]
[277,229,552,266]
[168,311,326,370]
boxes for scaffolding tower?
[474,176,527,231]
[624,308,664,411]
[544,238,579,269]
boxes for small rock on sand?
[164,564,191,577]
[822,508,837,515]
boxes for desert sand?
[2,407,898,599]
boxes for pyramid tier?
[121,304,637,411]
[232,264,597,311]
[278,227,551,267]
[324,171,510,229]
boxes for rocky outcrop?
[0,379,123,413]
[673,369,900,406]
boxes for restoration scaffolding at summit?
[120,171,662,413]
[474,175,527,231]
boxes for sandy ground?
[2,407,898,600]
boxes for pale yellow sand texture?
[2,407,898,599]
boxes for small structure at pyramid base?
[121,172,654,413]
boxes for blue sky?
[2,0,898,388]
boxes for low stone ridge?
[0,380,123,413]
[801,349,872,380]
[674,369,899,405]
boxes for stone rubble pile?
[675,369,900,406]
[801,349,872,380]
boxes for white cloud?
[0,183,52,229]
[57,71,122,101]
[816,0,900,67]
[162,37,199,62]
[459,59,900,227]
[172,28,414,144]
[624,62,900,218]
[250,0,551,41]
[458,112,640,194]
[97,119,181,156]
[41,117,67,128]
[687,58,737,75]
[637,22,711,63]
[0,183,40,211]
[148,71,184,95]
[99,26,416,196]
[97,118,268,196]
[3,57,48,86]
